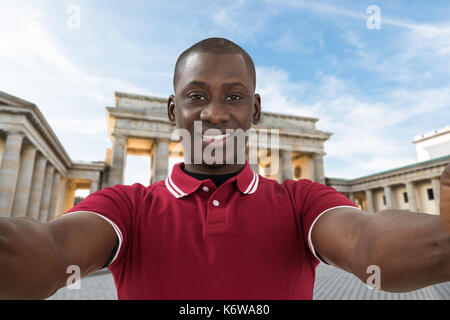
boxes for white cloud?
[255,66,450,178]
[0,1,153,161]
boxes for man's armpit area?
[48,211,121,275]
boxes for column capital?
[313,151,326,157]
[153,138,171,146]
[66,180,77,190]
[111,134,127,143]
[6,131,25,138]
[21,143,37,151]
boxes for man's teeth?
[202,133,231,141]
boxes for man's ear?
[252,93,261,125]
[167,94,176,126]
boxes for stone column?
[151,139,170,184]
[406,181,419,212]
[109,134,127,186]
[313,153,325,184]
[27,155,47,219]
[431,177,440,215]
[54,177,66,219]
[383,185,393,208]
[62,180,77,213]
[365,189,374,213]
[90,179,99,194]
[0,138,5,167]
[0,132,24,217]
[47,172,61,221]
[279,149,293,182]
[39,165,55,222]
[11,145,38,217]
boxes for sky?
[1,0,449,185]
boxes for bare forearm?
[350,209,450,292]
[0,217,68,299]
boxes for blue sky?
[1,0,449,183]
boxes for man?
[0,37,449,299]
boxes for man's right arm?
[0,212,117,299]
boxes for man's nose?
[199,100,230,125]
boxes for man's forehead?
[178,52,251,87]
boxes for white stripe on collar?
[169,175,187,197]
[243,171,256,194]
[247,173,259,194]
[165,177,184,198]
[166,168,259,198]
[243,171,259,194]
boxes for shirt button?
[212,200,220,207]
[202,186,209,192]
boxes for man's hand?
[0,212,117,299]
[441,163,450,233]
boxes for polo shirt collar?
[165,161,259,199]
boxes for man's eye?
[189,94,205,101]
[226,95,242,102]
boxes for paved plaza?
[47,263,449,300]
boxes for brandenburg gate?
[103,92,331,188]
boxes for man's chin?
[202,162,228,171]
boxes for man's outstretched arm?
[312,165,450,293]
[0,212,117,299]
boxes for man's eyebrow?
[184,80,210,89]
[221,81,248,89]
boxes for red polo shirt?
[65,161,357,299]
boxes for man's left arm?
[312,165,450,293]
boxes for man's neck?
[183,163,245,176]
[182,163,244,187]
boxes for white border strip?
[307,205,360,264]
[64,210,123,266]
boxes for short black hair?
[173,37,256,91]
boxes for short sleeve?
[63,183,143,267]
[283,179,359,266]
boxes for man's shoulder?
[257,176,336,200]
[99,181,165,199]
[257,175,317,190]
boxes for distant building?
[0,92,104,219]
[326,126,450,215]
[414,126,450,162]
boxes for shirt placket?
[201,181,234,231]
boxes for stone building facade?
[327,155,448,215]
[0,92,104,219]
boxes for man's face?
[168,52,261,174]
